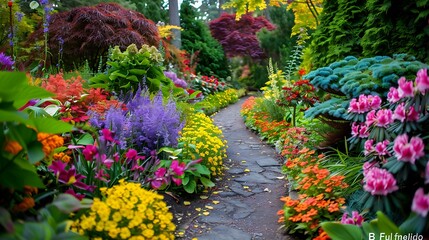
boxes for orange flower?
[327,202,340,213]
[38,133,64,156]
[12,197,35,212]
[4,140,23,155]
[53,152,71,163]
[289,213,303,222]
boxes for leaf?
[194,164,210,175]
[184,179,197,194]
[200,177,215,187]
[129,69,147,75]
[375,211,400,233]
[76,133,94,145]
[51,194,84,213]
[0,158,45,188]
[30,117,73,134]
[26,141,44,164]
[321,222,363,240]
[21,222,54,240]
[0,208,14,233]
[14,85,53,109]
[0,110,28,123]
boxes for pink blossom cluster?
[341,211,364,226]
[412,188,429,217]
[388,68,429,103]
[364,139,390,157]
[393,134,425,164]
[151,160,186,189]
[366,109,393,128]
[348,95,382,113]
[363,167,398,196]
[392,103,419,122]
[351,122,369,138]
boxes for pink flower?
[171,160,186,176]
[393,103,419,122]
[366,109,393,127]
[82,145,98,161]
[172,177,182,186]
[101,128,115,142]
[363,167,398,195]
[65,189,85,201]
[387,87,400,103]
[393,134,425,164]
[126,149,138,159]
[341,211,364,226]
[415,68,429,94]
[364,139,374,156]
[151,167,168,189]
[397,77,414,98]
[374,140,390,156]
[95,169,110,183]
[351,122,369,138]
[412,188,429,217]
[367,95,382,110]
[363,161,376,176]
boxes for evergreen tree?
[257,5,296,67]
[180,0,230,78]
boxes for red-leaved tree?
[29,3,160,70]
[209,13,275,60]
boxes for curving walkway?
[173,97,293,240]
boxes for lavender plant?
[90,89,184,155]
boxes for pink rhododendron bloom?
[387,87,400,103]
[364,139,374,156]
[341,211,364,226]
[367,95,382,110]
[397,77,414,98]
[412,188,429,217]
[367,109,393,127]
[365,110,376,126]
[393,103,419,122]
[363,161,376,176]
[351,123,369,138]
[374,140,390,156]
[363,167,398,195]
[351,122,360,137]
[82,145,98,160]
[415,68,429,94]
[348,98,367,113]
[393,134,425,164]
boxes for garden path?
[171,97,293,240]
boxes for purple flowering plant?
[0,52,14,70]
[344,69,429,232]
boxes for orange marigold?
[38,133,64,156]
[4,140,23,155]
[12,197,35,212]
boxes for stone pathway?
[173,97,293,240]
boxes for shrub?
[178,112,226,176]
[29,3,160,70]
[71,180,176,239]
[194,88,240,115]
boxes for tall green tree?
[180,0,230,78]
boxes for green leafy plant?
[89,44,183,97]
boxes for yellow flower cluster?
[179,112,227,176]
[37,133,64,156]
[71,180,176,239]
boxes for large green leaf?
[183,179,197,194]
[321,222,363,240]
[30,117,73,134]
[13,85,53,109]
[26,141,44,164]
[0,158,44,188]
[76,133,94,145]
[375,211,400,233]
[0,110,28,123]
[51,194,85,213]
[200,177,215,187]
[21,222,54,240]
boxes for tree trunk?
[169,0,181,48]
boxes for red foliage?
[209,13,275,59]
[41,73,84,102]
[30,3,160,70]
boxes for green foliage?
[308,0,367,69]
[0,194,90,239]
[309,0,429,69]
[180,0,230,79]
[304,55,429,119]
[0,72,73,190]
[258,5,297,67]
[322,211,403,240]
[194,88,242,115]
[89,44,182,97]
[361,0,429,63]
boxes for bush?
[178,112,227,177]
[71,180,176,239]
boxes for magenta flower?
[49,160,91,190]
[397,77,414,98]
[352,122,369,138]
[348,95,381,113]
[393,103,419,122]
[387,87,400,103]
[82,145,98,161]
[363,161,376,176]
[151,168,168,189]
[415,68,429,94]
[367,95,382,110]
[170,160,186,176]
[99,154,114,169]
[366,109,393,127]
[374,140,390,156]
[393,134,425,164]
[363,167,398,195]
[126,149,138,159]
[65,189,85,201]
[95,169,110,183]
[364,139,374,156]
[341,211,364,226]
[172,177,182,186]
[412,188,429,217]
